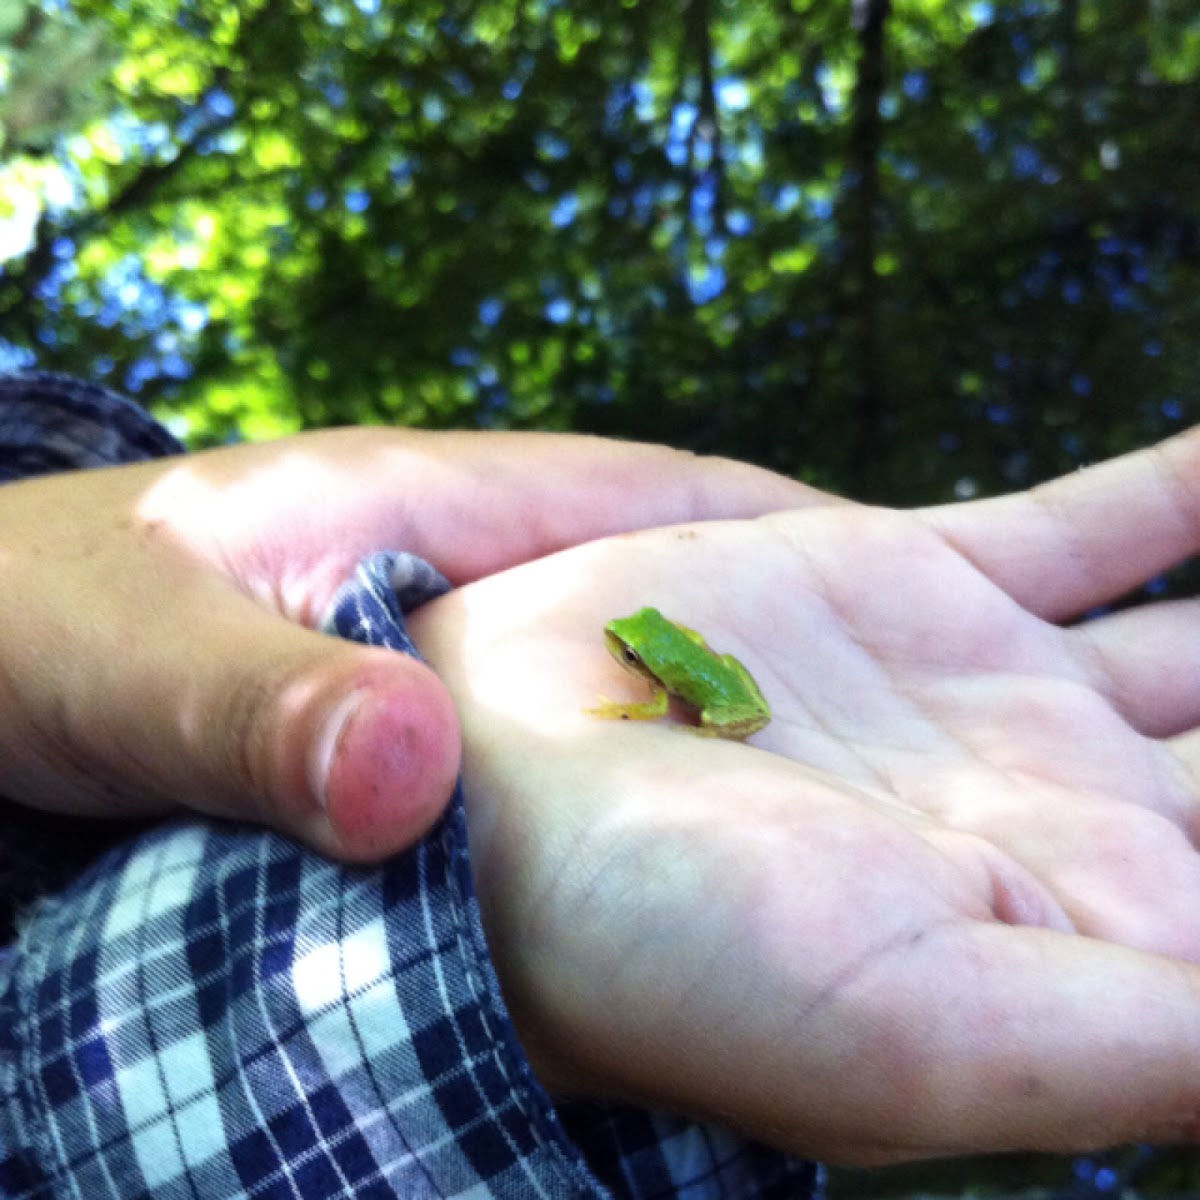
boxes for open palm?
[411,430,1200,1165]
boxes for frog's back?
[663,640,760,711]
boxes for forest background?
[3,1,1200,1195]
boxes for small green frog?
[587,607,770,739]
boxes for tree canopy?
[2,0,1199,504]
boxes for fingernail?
[309,690,364,811]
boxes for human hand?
[409,427,1200,1163]
[0,425,816,859]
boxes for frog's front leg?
[587,683,671,722]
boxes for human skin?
[9,417,1200,1165]
[0,425,819,860]
[407,427,1200,1165]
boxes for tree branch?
[0,98,235,331]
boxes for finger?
[923,425,1200,622]
[8,576,460,862]
[1070,598,1200,737]
[783,925,1200,1164]
[360,428,845,580]
[162,427,838,602]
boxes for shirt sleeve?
[0,371,184,479]
[0,376,822,1200]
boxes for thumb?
[8,581,461,862]
[309,658,463,859]
[181,620,462,861]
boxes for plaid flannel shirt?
[0,374,821,1199]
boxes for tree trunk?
[843,0,891,499]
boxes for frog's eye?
[621,645,642,667]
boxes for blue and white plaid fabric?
[0,375,821,1198]
[0,372,184,481]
